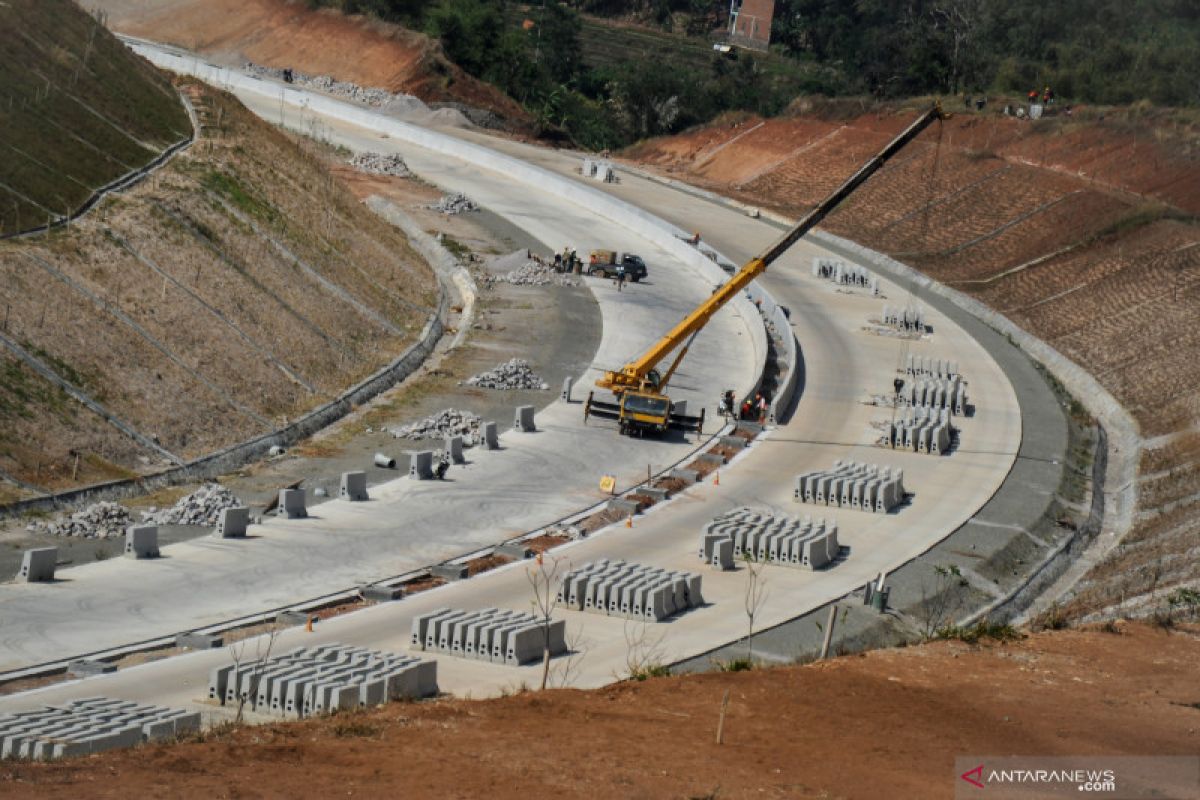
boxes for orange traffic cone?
[713,472,720,486]
[305,615,314,633]
[625,515,633,528]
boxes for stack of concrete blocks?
[901,376,967,416]
[581,157,596,178]
[561,377,573,403]
[906,355,960,380]
[207,644,437,719]
[591,161,615,182]
[793,461,907,514]
[700,507,840,570]
[277,488,307,519]
[881,304,926,333]
[514,405,535,432]
[124,525,159,559]
[483,421,500,449]
[409,450,433,479]
[0,698,200,760]
[885,406,953,455]
[556,560,703,621]
[216,506,250,538]
[812,257,879,294]
[339,471,369,502]
[410,607,567,666]
[17,547,56,582]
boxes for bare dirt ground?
[2,623,1197,798]
[93,0,529,126]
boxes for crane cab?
[618,390,672,437]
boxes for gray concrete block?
[124,525,160,559]
[444,434,465,464]
[67,660,116,678]
[514,405,536,432]
[430,564,468,582]
[669,468,699,483]
[361,584,404,602]
[409,450,433,479]
[216,506,250,538]
[483,421,499,450]
[696,452,725,466]
[17,547,56,582]
[640,486,669,502]
[494,542,534,560]
[339,471,369,502]
[277,489,307,519]
[607,497,640,516]
[719,435,747,449]
[176,632,223,650]
[561,377,573,402]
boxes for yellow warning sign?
[599,474,616,494]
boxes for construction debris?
[140,483,244,528]
[245,63,411,108]
[348,152,411,177]
[430,193,478,215]
[486,260,579,288]
[464,358,548,391]
[389,408,483,446]
[27,501,132,539]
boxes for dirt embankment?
[626,102,1200,622]
[94,0,530,127]
[0,82,435,490]
[2,623,1197,798]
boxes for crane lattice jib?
[598,103,946,394]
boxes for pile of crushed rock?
[430,193,478,215]
[348,152,411,177]
[139,483,244,528]
[26,501,132,539]
[464,358,548,390]
[388,408,483,445]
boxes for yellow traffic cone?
[625,515,633,528]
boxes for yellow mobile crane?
[584,103,948,437]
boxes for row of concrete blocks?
[207,644,437,719]
[900,377,967,416]
[906,354,959,380]
[701,506,840,570]
[793,461,906,513]
[581,157,615,182]
[0,697,199,761]
[881,304,926,332]
[812,257,879,293]
[410,607,567,666]
[886,409,953,455]
[556,560,703,621]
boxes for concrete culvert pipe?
[374,453,397,469]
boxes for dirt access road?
[3,623,1197,798]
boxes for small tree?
[526,553,566,691]
[918,564,968,639]
[227,622,282,725]
[743,554,769,662]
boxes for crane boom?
[597,102,946,395]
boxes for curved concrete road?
[0,60,1019,718]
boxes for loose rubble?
[389,408,483,445]
[348,152,411,177]
[27,501,132,539]
[245,63,414,108]
[484,260,579,288]
[430,192,478,215]
[139,483,244,528]
[464,358,549,391]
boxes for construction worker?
[740,399,752,420]
[755,392,768,424]
[616,264,626,292]
[1043,86,1054,104]
[1027,88,1039,106]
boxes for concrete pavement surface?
[0,50,1021,720]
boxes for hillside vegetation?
[0,0,191,235]
[0,76,435,492]
[627,100,1200,621]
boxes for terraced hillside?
[0,80,435,493]
[627,103,1200,620]
[0,0,191,235]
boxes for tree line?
[305,0,1200,148]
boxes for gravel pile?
[244,63,418,109]
[389,408,483,445]
[491,261,580,288]
[140,483,244,528]
[464,358,548,390]
[27,501,132,539]
[430,192,478,215]
[349,152,411,177]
